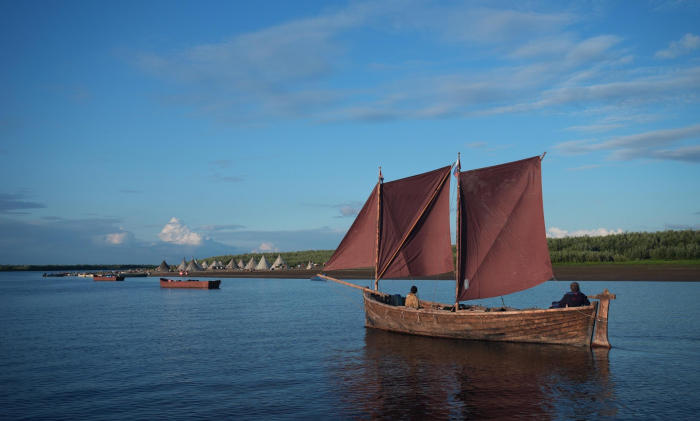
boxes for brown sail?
[457,156,552,301]
[378,166,453,279]
[324,187,379,271]
[325,166,454,280]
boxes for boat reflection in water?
[337,330,617,419]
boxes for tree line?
[546,229,700,263]
[2,230,697,271]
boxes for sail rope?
[326,278,365,311]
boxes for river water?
[1,272,698,420]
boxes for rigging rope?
[326,278,365,311]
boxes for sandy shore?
[151,264,700,282]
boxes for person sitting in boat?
[550,282,591,308]
[405,286,419,309]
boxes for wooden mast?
[374,167,382,291]
[454,152,461,311]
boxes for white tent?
[237,259,245,269]
[201,261,209,269]
[306,261,313,270]
[194,258,204,271]
[177,258,187,271]
[272,254,287,269]
[226,259,238,269]
[245,257,258,270]
[186,259,200,272]
[255,255,272,270]
[217,260,224,267]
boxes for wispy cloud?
[554,124,700,162]
[197,224,245,232]
[209,159,232,169]
[306,201,364,218]
[655,33,700,59]
[567,164,599,171]
[130,2,643,125]
[0,192,46,214]
[210,173,244,183]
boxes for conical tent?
[306,261,313,269]
[194,258,204,271]
[237,259,245,268]
[245,257,258,270]
[201,261,209,269]
[272,254,287,268]
[157,260,171,272]
[177,258,187,271]
[186,259,199,272]
[226,259,238,269]
[218,260,224,267]
[256,255,272,270]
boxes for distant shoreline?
[150,264,700,282]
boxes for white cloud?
[158,217,205,246]
[253,242,278,253]
[105,227,134,245]
[547,227,624,238]
[655,33,700,59]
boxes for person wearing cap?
[550,282,591,308]
[405,286,419,309]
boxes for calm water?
[1,272,699,420]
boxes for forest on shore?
[2,229,698,271]
[205,229,700,268]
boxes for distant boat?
[77,273,94,277]
[159,278,221,289]
[119,273,148,277]
[43,273,67,277]
[319,154,616,348]
[93,275,125,281]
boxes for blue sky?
[1,0,699,264]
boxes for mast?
[454,152,461,311]
[374,167,383,290]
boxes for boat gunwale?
[364,291,599,317]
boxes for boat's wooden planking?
[159,279,221,289]
[363,292,598,347]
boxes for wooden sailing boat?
[318,155,615,347]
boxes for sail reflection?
[337,330,617,420]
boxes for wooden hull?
[159,278,221,289]
[363,292,598,347]
[93,276,124,281]
[119,273,147,277]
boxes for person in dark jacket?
[550,282,590,308]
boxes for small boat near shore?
[159,278,221,289]
[43,273,68,277]
[119,273,148,277]
[93,275,125,281]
